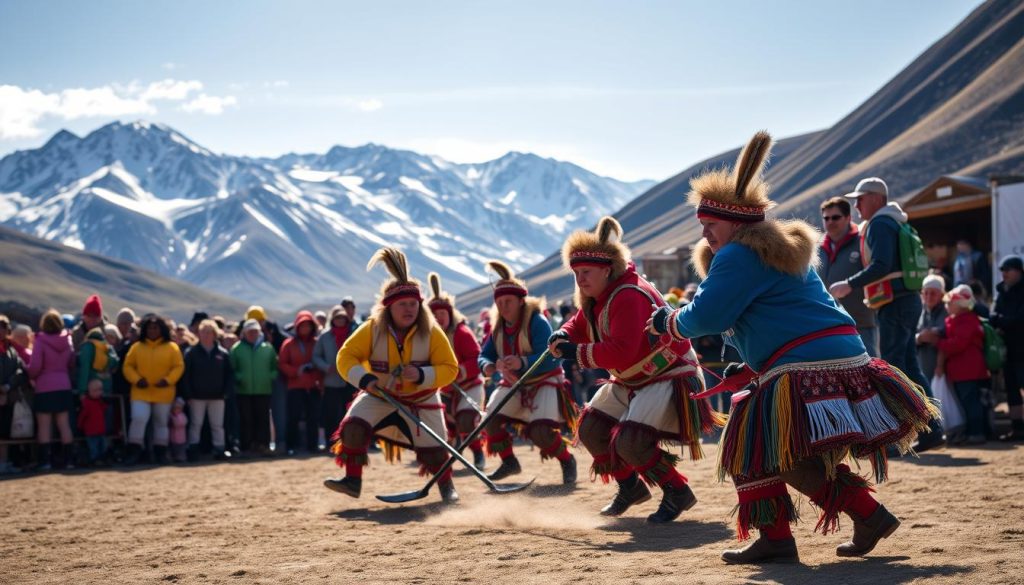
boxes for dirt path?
[1,441,1022,584]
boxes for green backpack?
[981,319,1006,372]
[897,222,929,291]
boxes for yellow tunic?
[122,339,185,404]
[336,319,458,401]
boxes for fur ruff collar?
[692,219,821,280]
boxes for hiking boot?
[487,456,522,481]
[836,504,900,557]
[122,444,141,467]
[560,454,577,485]
[647,483,698,523]
[323,476,362,498]
[214,449,232,462]
[439,480,460,504]
[186,445,200,463]
[472,450,487,472]
[722,537,800,564]
[600,474,652,516]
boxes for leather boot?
[836,504,900,557]
[600,474,652,516]
[472,449,487,471]
[323,476,362,498]
[487,456,522,481]
[439,480,460,504]
[560,454,577,485]
[647,482,697,523]
[722,537,800,564]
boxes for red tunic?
[445,322,482,391]
[561,265,692,375]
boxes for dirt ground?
[1,437,1022,585]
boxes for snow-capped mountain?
[0,121,653,308]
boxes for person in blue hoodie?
[649,132,938,565]
[478,260,577,486]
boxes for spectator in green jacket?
[230,319,278,456]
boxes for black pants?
[237,394,271,451]
[287,388,322,451]
[321,384,358,437]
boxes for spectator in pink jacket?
[28,310,76,470]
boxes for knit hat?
[561,216,631,278]
[328,305,348,324]
[944,284,975,309]
[689,131,775,223]
[189,312,209,328]
[115,308,136,326]
[486,260,528,300]
[245,306,267,322]
[999,255,1024,272]
[173,396,186,408]
[367,247,422,307]
[242,318,261,333]
[82,294,103,318]
[103,323,122,343]
[922,274,946,292]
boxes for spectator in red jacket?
[937,284,990,444]
[278,311,323,454]
[77,380,108,465]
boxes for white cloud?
[161,62,180,71]
[357,98,383,112]
[264,80,289,88]
[0,79,235,139]
[180,93,238,115]
[140,78,203,101]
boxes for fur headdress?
[486,260,528,301]
[367,247,422,306]
[427,272,466,328]
[688,131,821,278]
[688,130,775,223]
[561,216,631,278]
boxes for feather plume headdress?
[561,216,630,278]
[485,260,528,300]
[688,130,775,223]
[367,247,422,306]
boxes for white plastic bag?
[10,397,34,439]
[931,374,964,433]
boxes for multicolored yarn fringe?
[589,453,626,484]
[732,477,799,541]
[674,375,727,461]
[812,463,875,535]
[538,435,571,461]
[558,382,581,437]
[485,428,514,457]
[717,357,939,484]
[330,419,372,468]
[635,449,683,488]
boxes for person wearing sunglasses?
[816,196,879,357]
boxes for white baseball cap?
[844,177,888,199]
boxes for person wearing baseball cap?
[830,176,945,452]
[993,255,1024,441]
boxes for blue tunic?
[673,242,866,371]
[479,311,560,377]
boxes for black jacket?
[179,343,234,400]
[992,279,1024,361]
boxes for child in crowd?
[938,284,991,444]
[77,380,108,465]
[169,397,189,463]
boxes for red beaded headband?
[493,281,528,300]
[382,283,422,306]
[696,198,765,223]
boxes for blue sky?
[0,0,981,181]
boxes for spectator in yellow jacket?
[122,314,184,465]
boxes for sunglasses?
[822,214,846,222]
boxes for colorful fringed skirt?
[719,354,938,484]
